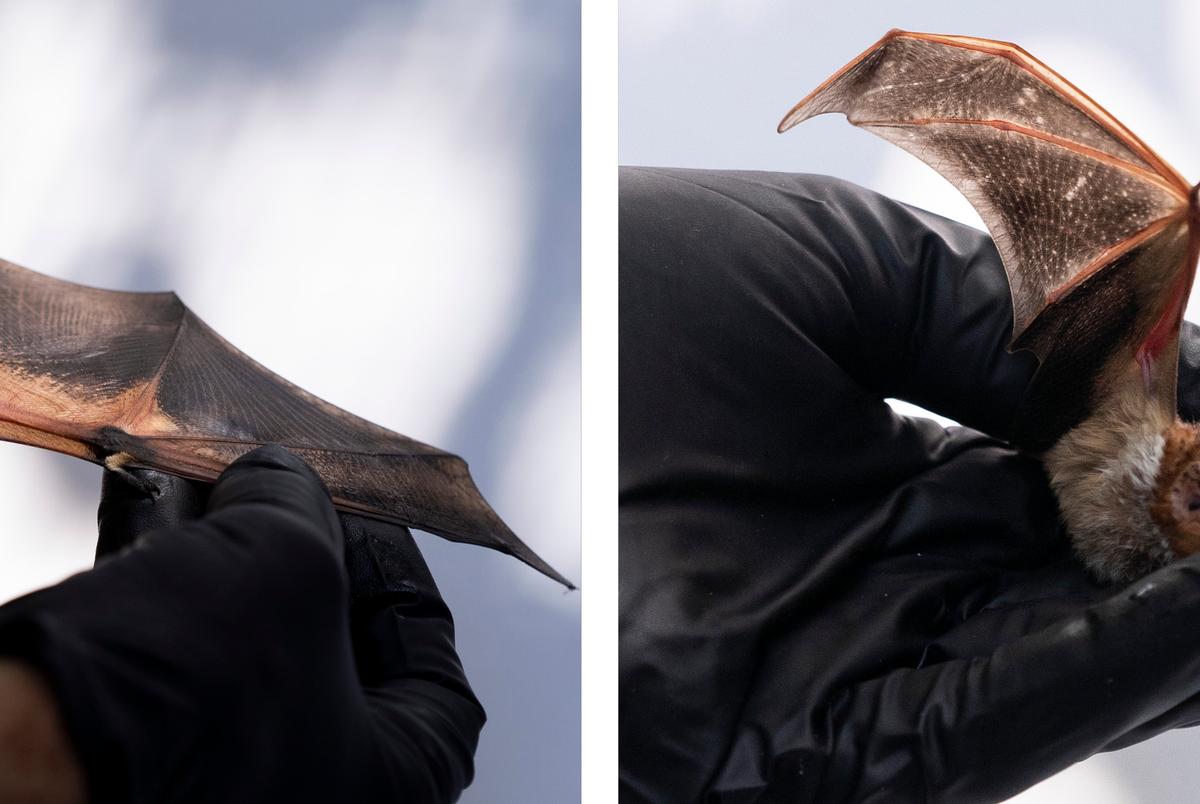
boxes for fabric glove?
[0,444,483,804]
[619,167,1200,803]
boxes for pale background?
[0,1,580,802]
[621,1,1200,801]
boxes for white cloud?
[0,0,154,270]
[158,3,533,444]
[0,448,98,600]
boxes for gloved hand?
[0,444,484,804]
[619,167,1200,803]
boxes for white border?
[580,0,617,799]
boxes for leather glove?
[619,167,1200,803]
[0,444,484,804]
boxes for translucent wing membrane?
[779,34,1185,178]
[1011,220,1192,449]
[0,258,571,588]
[862,119,1182,336]
[781,30,1196,448]
[780,30,1189,342]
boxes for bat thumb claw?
[103,452,162,498]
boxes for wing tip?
[776,110,803,134]
[777,28,910,135]
[487,515,576,589]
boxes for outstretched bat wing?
[780,29,1196,450]
[0,258,572,588]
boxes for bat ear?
[95,468,210,561]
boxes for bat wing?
[779,29,1196,450]
[0,258,572,588]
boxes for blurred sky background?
[0,0,579,801]
[622,1,1200,801]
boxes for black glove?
[619,167,1200,803]
[0,444,484,804]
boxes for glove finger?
[342,513,485,802]
[95,468,209,561]
[205,443,343,559]
[341,514,476,702]
[817,554,1200,803]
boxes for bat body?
[0,257,571,588]
[782,30,1200,581]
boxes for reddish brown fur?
[1149,421,1200,555]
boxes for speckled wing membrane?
[780,30,1198,451]
[0,258,571,588]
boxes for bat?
[0,257,572,589]
[780,29,1200,583]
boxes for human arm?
[0,659,85,804]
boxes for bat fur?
[1044,377,1175,581]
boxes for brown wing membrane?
[1010,219,1192,449]
[780,29,1195,449]
[0,258,572,588]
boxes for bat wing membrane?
[0,258,571,587]
[781,30,1196,449]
